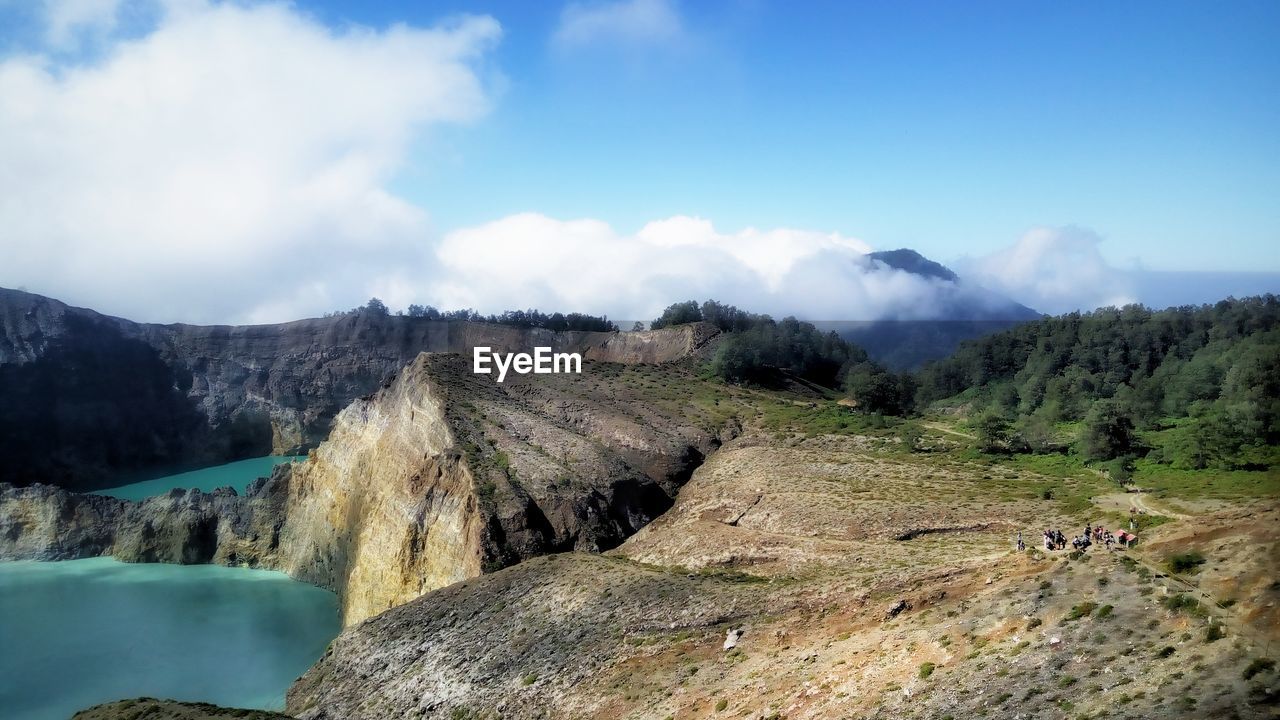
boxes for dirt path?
[922,421,974,440]
[1130,492,1193,520]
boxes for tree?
[1015,411,1058,453]
[975,413,1012,453]
[631,321,645,332]
[846,363,909,415]
[650,301,703,329]
[1080,399,1138,461]
[364,297,389,316]
[899,424,924,452]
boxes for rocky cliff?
[0,472,288,566]
[264,351,736,624]
[0,287,714,491]
[0,351,733,625]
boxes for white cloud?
[0,0,500,323]
[955,226,1137,314]
[421,213,1011,321]
[553,0,683,49]
[43,0,123,47]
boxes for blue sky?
[0,0,1276,323]
[319,0,1280,271]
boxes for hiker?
[1016,531,1025,552]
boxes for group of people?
[1016,522,1120,553]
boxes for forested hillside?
[650,300,915,412]
[914,296,1280,470]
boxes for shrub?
[1065,602,1098,621]
[1167,552,1206,574]
[1205,624,1225,643]
[1095,604,1114,619]
[918,662,936,679]
[1162,594,1206,616]
[1243,658,1276,680]
[714,698,729,712]
[1156,646,1176,659]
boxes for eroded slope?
[288,431,1280,719]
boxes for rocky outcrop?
[0,287,714,491]
[73,699,292,720]
[0,351,732,625]
[0,471,289,566]
[269,352,727,624]
[287,553,763,720]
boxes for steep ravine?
[0,352,731,625]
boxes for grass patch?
[1132,458,1280,500]
[758,398,900,437]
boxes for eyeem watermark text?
[473,347,582,382]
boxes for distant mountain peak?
[868,248,959,282]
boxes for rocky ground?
[286,430,1280,719]
[73,699,292,719]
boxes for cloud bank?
[955,227,1137,315]
[0,0,500,323]
[418,213,1032,322]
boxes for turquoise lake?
[0,558,340,720]
[93,455,304,501]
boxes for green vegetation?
[918,662,936,679]
[1166,551,1206,574]
[1064,602,1098,622]
[331,297,618,331]
[1242,658,1275,680]
[915,297,1279,471]
[651,300,914,411]
[1161,594,1206,616]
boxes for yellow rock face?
[276,359,484,626]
